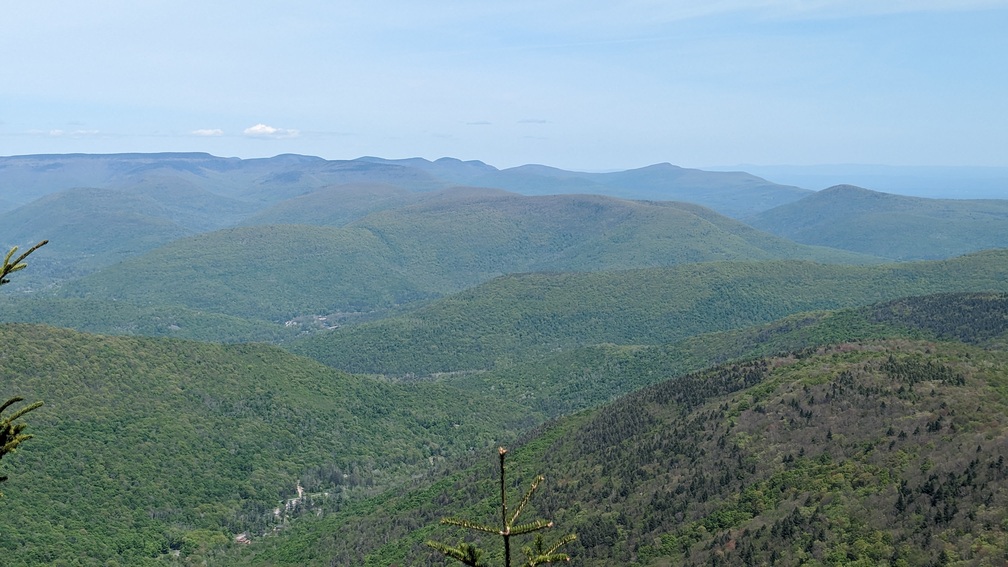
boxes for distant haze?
[2,2,1007,170]
[708,164,1008,198]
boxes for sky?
[2,1,1007,171]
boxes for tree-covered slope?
[237,324,1008,565]
[11,190,874,338]
[747,185,1008,260]
[528,340,1008,566]
[288,250,1008,376]
[240,183,419,227]
[346,191,869,287]
[0,324,529,566]
[433,291,1008,420]
[0,182,261,287]
[0,188,194,287]
[58,224,431,322]
[0,296,296,342]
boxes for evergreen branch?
[522,533,576,566]
[1,398,43,481]
[1,435,33,455]
[441,516,501,535]
[2,246,17,269]
[3,400,43,424]
[524,552,572,566]
[10,240,49,269]
[425,447,575,566]
[543,533,576,556]
[425,540,489,567]
[0,240,47,285]
[0,397,24,414]
[509,519,553,536]
[510,474,544,526]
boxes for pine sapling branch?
[0,397,44,496]
[425,446,576,566]
[511,474,544,527]
[426,541,489,567]
[0,240,48,285]
[440,517,501,535]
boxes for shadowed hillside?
[0,183,261,287]
[0,188,194,286]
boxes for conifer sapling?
[426,446,576,567]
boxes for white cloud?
[46,129,99,137]
[192,128,224,136]
[243,123,300,138]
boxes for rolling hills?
[747,185,1008,260]
[0,190,876,340]
[288,250,1008,376]
[373,159,814,218]
[0,185,257,287]
[0,153,446,206]
[239,183,419,227]
[2,152,1008,567]
[4,287,1007,565]
[225,291,1008,566]
[2,154,1004,296]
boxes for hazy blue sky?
[2,1,1006,170]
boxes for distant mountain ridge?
[0,152,809,217]
[0,153,819,287]
[748,184,1008,259]
[3,153,1004,292]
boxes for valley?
[0,153,1006,565]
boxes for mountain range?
[0,152,1006,565]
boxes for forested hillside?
[748,185,1008,260]
[3,291,1007,565]
[432,292,1008,420]
[239,182,420,227]
[0,191,875,340]
[0,324,529,566]
[229,292,1008,565]
[289,250,1008,375]
[2,152,1007,567]
[0,188,194,284]
[2,154,1003,295]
